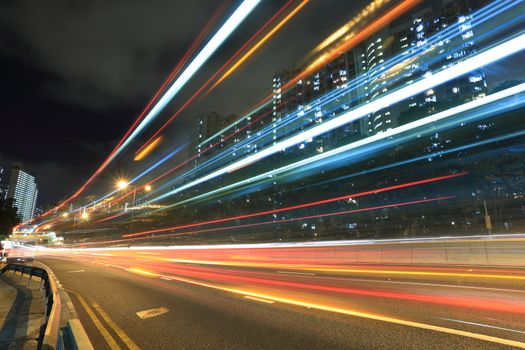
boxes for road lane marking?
[276,271,315,276]
[441,318,525,336]
[68,269,85,273]
[164,258,525,281]
[136,307,170,319]
[243,296,275,304]
[105,264,127,270]
[91,262,127,270]
[136,272,525,348]
[92,302,141,350]
[161,276,173,281]
[66,289,121,350]
[310,275,525,294]
[309,267,525,281]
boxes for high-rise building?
[398,0,488,123]
[7,164,38,222]
[353,0,488,137]
[355,29,399,136]
[0,166,9,201]
[193,111,239,167]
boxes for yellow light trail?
[308,267,525,281]
[134,136,162,161]
[165,258,525,281]
[208,0,310,92]
[127,267,525,348]
[127,267,162,277]
[309,0,391,56]
[280,0,421,94]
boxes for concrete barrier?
[338,237,524,267]
[65,319,93,350]
[211,235,525,267]
[1,264,93,350]
[24,234,525,268]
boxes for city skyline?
[2,2,525,349]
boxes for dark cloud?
[0,152,82,206]
[0,0,367,205]
[0,0,216,109]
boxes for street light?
[115,180,152,235]
[81,212,89,220]
[62,212,69,218]
[117,179,129,190]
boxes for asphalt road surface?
[31,249,525,350]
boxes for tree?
[0,198,20,239]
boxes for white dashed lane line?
[243,296,275,304]
[441,318,525,335]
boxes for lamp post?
[116,179,152,235]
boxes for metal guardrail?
[1,263,93,350]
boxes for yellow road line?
[130,269,525,348]
[92,302,141,350]
[66,289,121,350]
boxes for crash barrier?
[115,235,525,267]
[305,237,525,266]
[272,236,525,267]
[1,264,93,350]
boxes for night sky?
[2,1,521,207]
[0,0,367,206]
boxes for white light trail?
[30,233,525,252]
[198,0,522,149]
[149,32,525,203]
[106,0,261,164]
[169,82,525,207]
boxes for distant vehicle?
[1,240,14,262]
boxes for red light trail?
[122,172,466,238]
[133,0,297,156]
[68,195,454,247]
[34,1,231,220]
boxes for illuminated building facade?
[398,0,488,125]
[194,111,238,167]
[7,164,38,222]
[0,166,8,201]
[355,29,398,136]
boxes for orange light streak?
[34,1,230,220]
[280,0,421,95]
[208,0,310,92]
[133,0,296,156]
[107,109,272,209]
[134,136,162,161]
[310,0,391,56]
[244,0,421,115]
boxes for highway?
[5,1,525,349]
[32,246,525,350]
